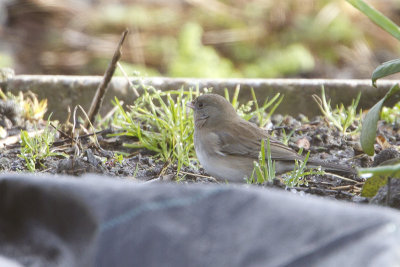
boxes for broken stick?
[84,29,129,129]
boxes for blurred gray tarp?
[0,174,399,267]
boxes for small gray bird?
[188,93,355,183]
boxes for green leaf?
[360,84,400,155]
[361,176,388,197]
[359,164,400,197]
[372,59,400,87]
[359,164,400,178]
[346,0,400,41]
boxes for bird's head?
[187,94,237,128]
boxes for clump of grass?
[312,86,362,134]
[225,86,284,128]
[247,142,323,186]
[112,86,198,172]
[280,128,296,146]
[248,138,276,184]
[0,89,47,121]
[284,151,324,187]
[22,92,48,121]
[19,119,66,171]
[381,102,400,124]
[2,89,56,171]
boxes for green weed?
[248,138,276,184]
[19,120,66,171]
[381,102,400,124]
[111,86,198,172]
[225,86,283,127]
[312,86,362,134]
[0,89,47,122]
[284,151,324,187]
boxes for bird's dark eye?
[198,102,204,108]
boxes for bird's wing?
[216,119,304,161]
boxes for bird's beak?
[186,101,195,109]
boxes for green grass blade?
[360,84,400,155]
[347,0,400,41]
[372,59,400,87]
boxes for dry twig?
[85,29,129,128]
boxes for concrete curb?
[2,75,399,120]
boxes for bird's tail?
[307,159,357,175]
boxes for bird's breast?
[194,130,254,182]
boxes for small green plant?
[19,120,66,171]
[248,138,276,184]
[248,140,323,186]
[113,153,124,164]
[280,128,296,146]
[284,151,324,187]
[22,92,48,121]
[0,89,47,121]
[381,102,400,124]
[312,86,361,134]
[225,86,284,128]
[112,86,197,172]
